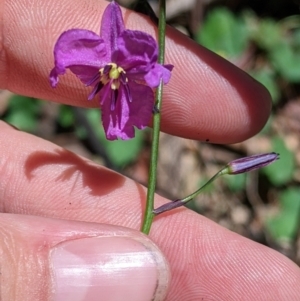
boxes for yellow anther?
[117,66,125,74]
[99,63,126,90]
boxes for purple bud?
[153,199,184,215]
[226,152,279,175]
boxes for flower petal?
[115,30,158,75]
[144,63,174,87]
[68,65,101,85]
[100,0,125,57]
[49,29,107,87]
[101,82,153,140]
[100,85,131,140]
[126,82,154,130]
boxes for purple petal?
[100,85,131,140]
[144,63,174,87]
[101,82,153,140]
[226,152,280,174]
[126,82,154,130]
[49,29,107,87]
[99,81,112,105]
[69,65,101,85]
[100,0,125,57]
[115,30,158,75]
[87,82,103,100]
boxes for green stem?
[153,167,228,215]
[180,168,226,204]
[141,0,166,234]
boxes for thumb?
[1,214,170,301]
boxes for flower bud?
[153,199,184,215]
[225,152,279,175]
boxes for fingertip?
[1,0,271,143]
[152,209,300,300]
[0,214,170,301]
[161,28,272,142]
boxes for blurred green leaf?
[75,126,88,140]
[4,95,41,132]
[58,105,75,128]
[262,137,295,185]
[104,131,144,167]
[260,114,274,135]
[84,109,144,168]
[270,42,300,82]
[292,28,300,48]
[266,187,300,242]
[224,173,246,192]
[197,177,215,194]
[185,199,201,212]
[250,18,282,50]
[196,7,249,58]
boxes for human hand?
[1,0,300,300]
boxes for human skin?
[0,0,300,300]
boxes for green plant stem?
[180,169,226,203]
[153,167,227,215]
[141,0,166,234]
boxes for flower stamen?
[98,63,131,109]
[111,89,119,111]
[88,81,104,101]
[100,63,127,90]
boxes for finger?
[0,122,299,300]
[0,213,169,301]
[0,0,271,143]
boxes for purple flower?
[225,152,280,175]
[50,0,173,140]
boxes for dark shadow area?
[229,0,300,20]
[25,148,125,196]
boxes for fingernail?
[50,236,169,301]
